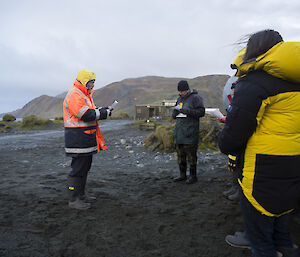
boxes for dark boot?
[79,173,96,202]
[69,198,91,210]
[67,176,79,202]
[67,176,91,210]
[79,194,96,202]
[223,185,236,196]
[228,188,240,201]
[277,245,299,257]
[173,163,187,182]
[223,172,238,196]
[186,165,197,184]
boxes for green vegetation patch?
[144,124,174,152]
[2,114,16,122]
[143,116,224,152]
[21,115,53,129]
[0,114,18,132]
[198,116,223,149]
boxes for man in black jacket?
[172,80,205,184]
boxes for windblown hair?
[243,29,283,61]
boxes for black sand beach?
[0,120,299,257]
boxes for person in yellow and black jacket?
[63,70,110,210]
[219,30,300,257]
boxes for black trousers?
[240,188,292,257]
[69,155,93,177]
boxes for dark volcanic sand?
[0,120,299,257]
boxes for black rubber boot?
[67,176,79,202]
[80,173,87,196]
[173,163,187,182]
[186,165,198,184]
[67,176,91,210]
[79,194,97,202]
[79,173,96,202]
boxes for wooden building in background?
[135,100,177,120]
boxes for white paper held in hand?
[205,108,225,118]
[176,113,187,118]
[109,100,118,110]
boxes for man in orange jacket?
[63,70,110,210]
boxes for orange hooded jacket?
[63,70,107,156]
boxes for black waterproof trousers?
[67,155,93,201]
[69,155,93,177]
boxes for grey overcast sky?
[1,0,300,113]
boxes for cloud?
[0,0,299,113]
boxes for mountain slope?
[10,74,230,118]
[93,74,229,116]
[10,95,63,118]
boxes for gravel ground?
[0,120,299,257]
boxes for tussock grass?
[144,124,174,152]
[21,115,54,129]
[198,116,223,149]
[143,116,223,152]
[2,114,16,122]
[0,114,18,132]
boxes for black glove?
[104,106,112,116]
[228,155,236,172]
[97,107,110,120]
